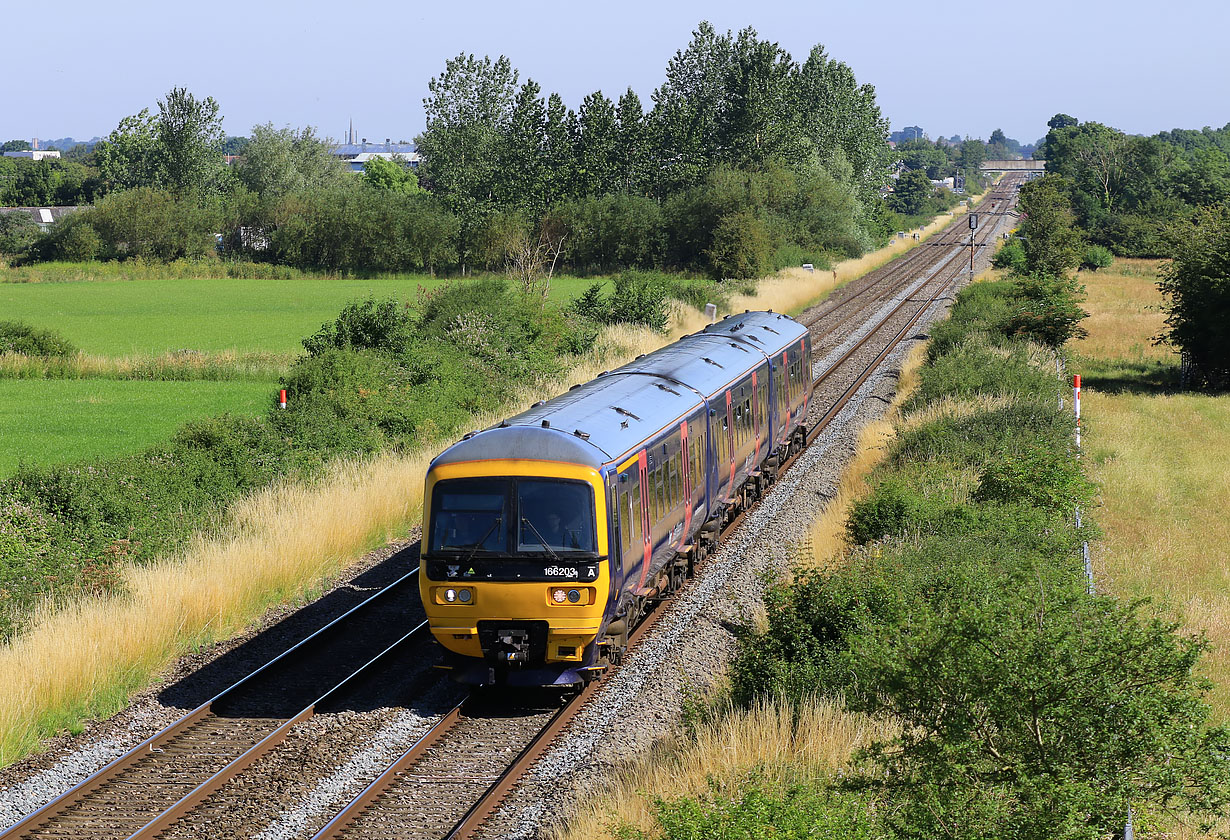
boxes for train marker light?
[445,588,457,603]
[552,588,568,604]
[567,589,581,603]
[457,588,472,603]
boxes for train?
[418,310,813,686]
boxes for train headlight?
[567,589,581,603]
[436,587,473,605]
[551,588,568,604]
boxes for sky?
[2,0,1227,148]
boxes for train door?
[718,391,728,496]
[636,450,651,591]
[679,421,693,536]
[751,371,761,462]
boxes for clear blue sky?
[3,0,1226,147]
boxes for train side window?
[671,453,681,506]
[655,467,665,521]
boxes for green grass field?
[0,379,274,474]
[0,269,598,357]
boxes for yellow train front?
[419,311,812,686]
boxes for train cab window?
[429,478,508,553]
[516,480,596,553]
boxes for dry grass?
[0,215,962,764]
[0,450,432,762]
[0,350,292,381]
[1073,258,1174,364]
[1084,389,1230,721]
[558,695,898,840]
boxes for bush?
[0,321,78,357]
[0,213,40,255]
[1007,273,1089,347]
[706,209,773,280]
[992,238,1027,272]
[302,297,414,356]
[1080,244,1113,270]
[570,271,670,331]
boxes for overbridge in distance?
[980,159,1046,172]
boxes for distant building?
[331,122,418,171]
[3,150,61,161]
[0,206,81,231]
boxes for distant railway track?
[1,180,1020,840]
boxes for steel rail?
[1,571,425,840]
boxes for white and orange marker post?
[1073,374,1081,450]
[279,389,287,410]
[1073,374,1093,593]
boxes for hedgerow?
[729,277,1230,838]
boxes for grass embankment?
[562,273,1230,839]
[1074,259,1230,723]
[0,202,981,765]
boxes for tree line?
[3,23,916,281]
[1003,114,1230,389]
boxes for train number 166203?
[545,566,578,577]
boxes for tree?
[1158,206,1230,389]
[95,108,165,191]
[888,169,933,216]
[361,155,421,194]
[574,90,618,197]
[497,80,548,216]
[0,140,31,153]
[542,92,576,205]
[0,212,40,254]
[236,123,347,199]
[416,53,518,273]
[989,128,1008,147]
[1017,174,1083,276]
[157,87,225,199]
[614,88,648,193]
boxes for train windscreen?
[428,477,596,556]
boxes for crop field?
[0,379,274,474]
[1074,259,1230,720]
[0,267,597,357]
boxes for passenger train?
[419,310,813,686]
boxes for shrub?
[992,238,1027,272]
[0,321,78,357]
[1080,243,1113,270]
[1007,273,1089,347]
[0,213,40,255]
[705,209,773,280]
[302,297,414,356]
[570,272,670,331]
[1157,206,1230,389]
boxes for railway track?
[1,180,1021,840]
[0,575,438,840]
[303,180,1024,840]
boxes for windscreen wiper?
[520,517,562,562]
[462,518,501,566]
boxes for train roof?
[429,311,808,472]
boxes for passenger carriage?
[419,311,812,686]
